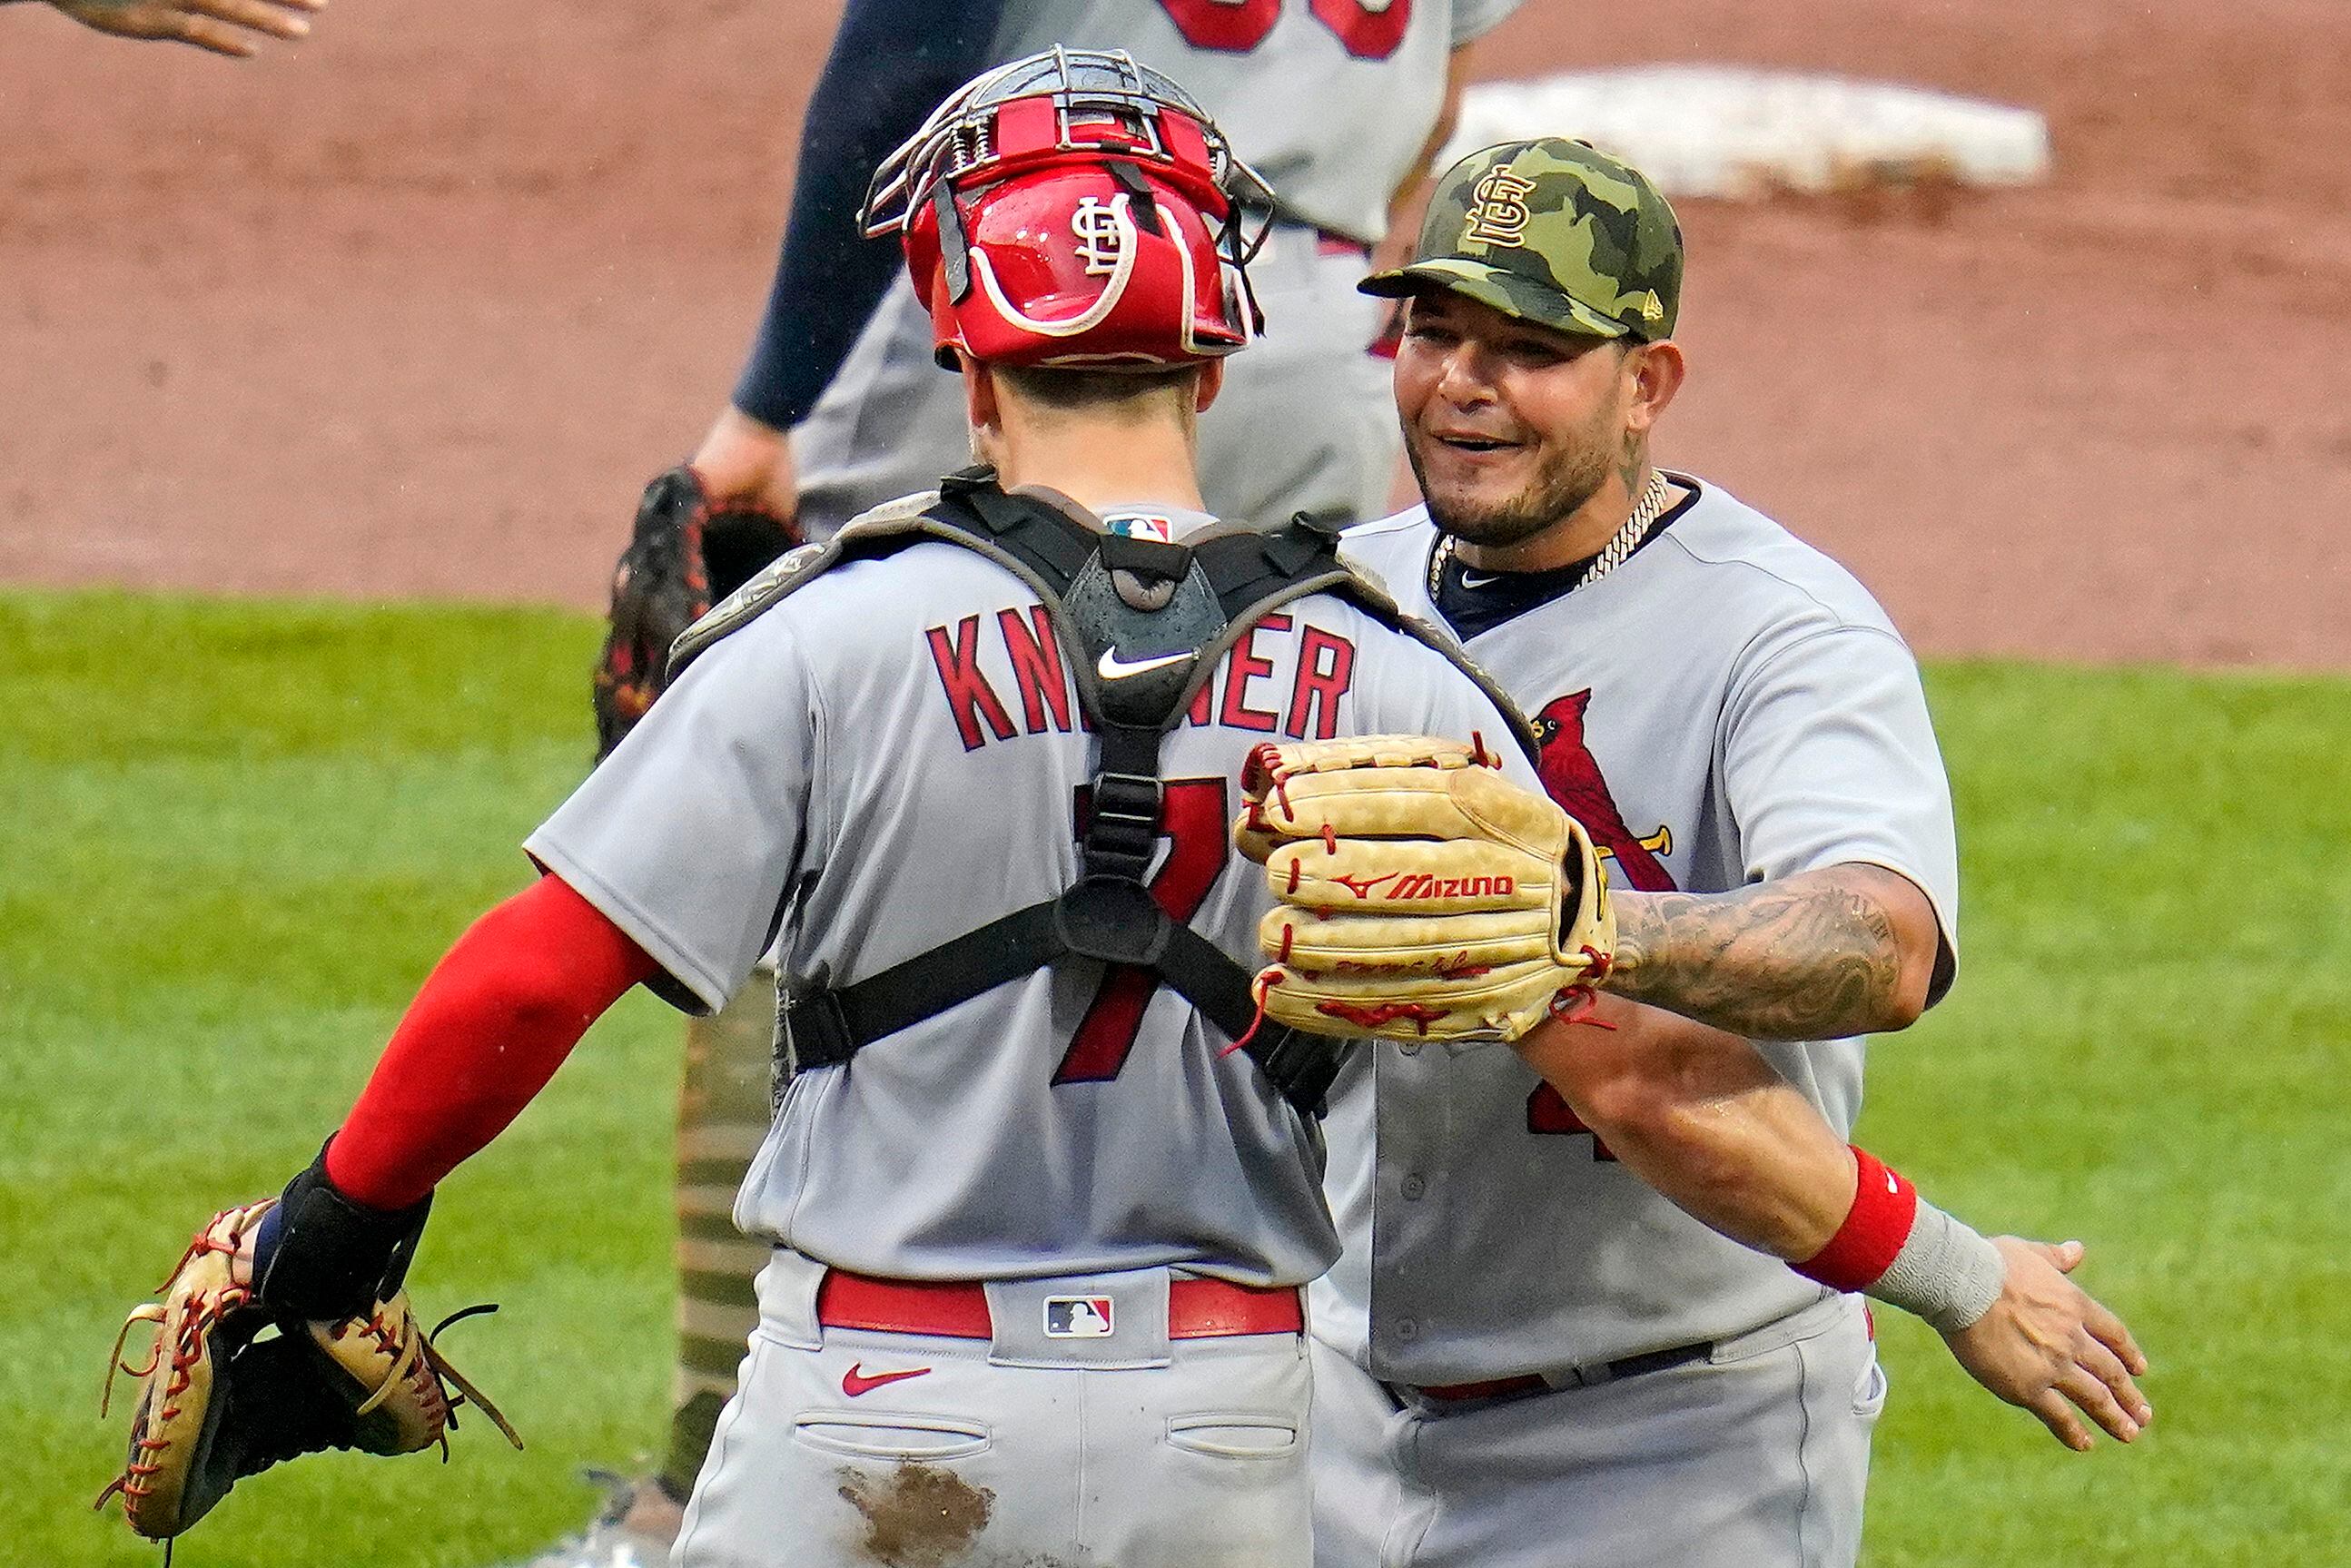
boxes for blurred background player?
[10,0,321,55]
[568,4,1522,1562]
[695,0,1516,530]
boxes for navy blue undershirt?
[1427,482,1701,640]
[730,0,1007,432]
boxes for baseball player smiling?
[1293,138,2151,1568]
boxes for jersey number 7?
[1055,777,1231,1083]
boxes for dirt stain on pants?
[836,1463,997,1567]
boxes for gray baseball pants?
[677,1249,1314,1568]
[1309,1295,1884,1568]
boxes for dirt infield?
[5,0,2346,667]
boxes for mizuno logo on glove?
[1331,871,1518,901]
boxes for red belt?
[816,1269,1303,1340]
[1409,1373,1551,1404]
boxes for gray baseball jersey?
[991,0,1522,245]
[1327,475,1961,1383]
[527,506,1538,1289]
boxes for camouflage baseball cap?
[1362,138,1684,340]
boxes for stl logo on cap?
[1462,168,1537,247]
[1358,137,1684,343]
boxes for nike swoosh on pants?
[841,1363,933,1398]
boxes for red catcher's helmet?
[860,49,1273,370]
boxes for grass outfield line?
[5,589,2346,1567]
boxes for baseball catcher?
[96,1156,519,1543]
[1238,735,1615,1041]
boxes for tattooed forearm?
[1607,865,1931,1040]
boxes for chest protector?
[669,468,1532,1119]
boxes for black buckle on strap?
[1083,770,1164,882]
[781,989,857,1071]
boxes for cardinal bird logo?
[1534,690,1677,892]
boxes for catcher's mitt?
[97,1199,519,1543]
[592,464,798,759]
[1236,735,1615,1042]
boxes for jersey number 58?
[1155,0,1412,61]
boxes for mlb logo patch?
[1042,1296,1116,1339]
[1103,513,1173,542]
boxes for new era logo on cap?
[1043,1296,1116,1338]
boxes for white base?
[1445,65,2050,198]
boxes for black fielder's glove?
[96,1152,520,1543]
[592,464,799,759]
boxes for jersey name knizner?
[925,606,1358,751]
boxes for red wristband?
[1793,1148,1918,1291]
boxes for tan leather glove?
[1237,735,1614,1042]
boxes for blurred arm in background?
[690,0,1004,522]
[23,0,321,56]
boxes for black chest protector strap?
[780,473,1366,1119]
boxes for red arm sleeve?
[324,873,662,1208]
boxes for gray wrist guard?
[1866,1199,2005,1333]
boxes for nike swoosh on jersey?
[841,1363,933,1398]
[1098,647,1194,680]
[1458,571,1503,589]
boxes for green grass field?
[5,589,2346,1567]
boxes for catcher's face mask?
[862,47,1273,370]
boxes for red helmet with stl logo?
[861,49,1272,370]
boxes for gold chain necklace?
[1427,468,1676,602]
